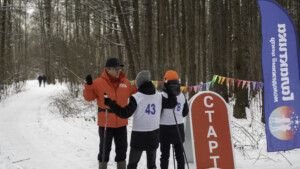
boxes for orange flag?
[221,77,226,85]
[226,78,230,86]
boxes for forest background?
[1,0,300,119]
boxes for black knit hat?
[105,58,124,67]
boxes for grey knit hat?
[135,70,151,88]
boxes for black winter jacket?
[160,80,189,144]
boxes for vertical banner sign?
[189,91,234,169]
[257,0,300,152]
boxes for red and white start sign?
[189,91,235,169]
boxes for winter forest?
[1,0,300,119]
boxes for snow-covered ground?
[0,81,98,169]
[0,80,299,169]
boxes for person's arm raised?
[104,95,137,118]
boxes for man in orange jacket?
[83,58,137,169]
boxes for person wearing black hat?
[83,57,137,169]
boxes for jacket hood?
[138,81,156,95]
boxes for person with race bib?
[160,70,189,169]
[104,70,177,169]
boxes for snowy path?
[0,81,182,169]
[0,81,98,169]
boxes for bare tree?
[0,0,8,84]
[232,0,248,119]
[113,0,140,78]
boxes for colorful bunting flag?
[197,85,202,91]
[184,87,187,93]
[212,75,218,87]
[189,87,193,93]
[221,77,226,85]
[193,86,198,93]
[237,80,242,88]
[256,82,261,90]
[226,78,230,86]
[181,86,185,92]
[242,81,247,89]
[252,82,257,90]
[247,81,251,89]
[218,76,222,84]
[229,79,234,87]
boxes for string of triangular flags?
[129,74,264,94]
[211,75,264,90]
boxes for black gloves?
[86,75,93,85]
[162,81,179,109]
[104,93,112,106]
[165,80,181,96]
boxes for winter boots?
[117,161,126,169]
[99,162,107,169]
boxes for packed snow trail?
[0,81,98,169]
[0,81,180,169]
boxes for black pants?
[98,126,127,162]
[160,142,184,169]
[127,148,157,169]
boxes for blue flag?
[257,0,300,152]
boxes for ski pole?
[64,66,86,83]
[172,109,190,169]
[102,93,108,168]
[45,60,85,84]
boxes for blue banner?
[257,0,300,152]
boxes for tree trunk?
[133,0,140,68]
[0,0,8,83]
[232,0,248,119]
[199,0,206,83]
[145,0,153,72]
[112,0,140,78]
[179,0,187,85]
[187,0,196,96]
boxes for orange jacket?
[83,69,137,127]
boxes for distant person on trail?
[42,75,47,87]
[160,70,189,169]
[104,70,177,169]
[83,57,137,169]
[38,75,43,87]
